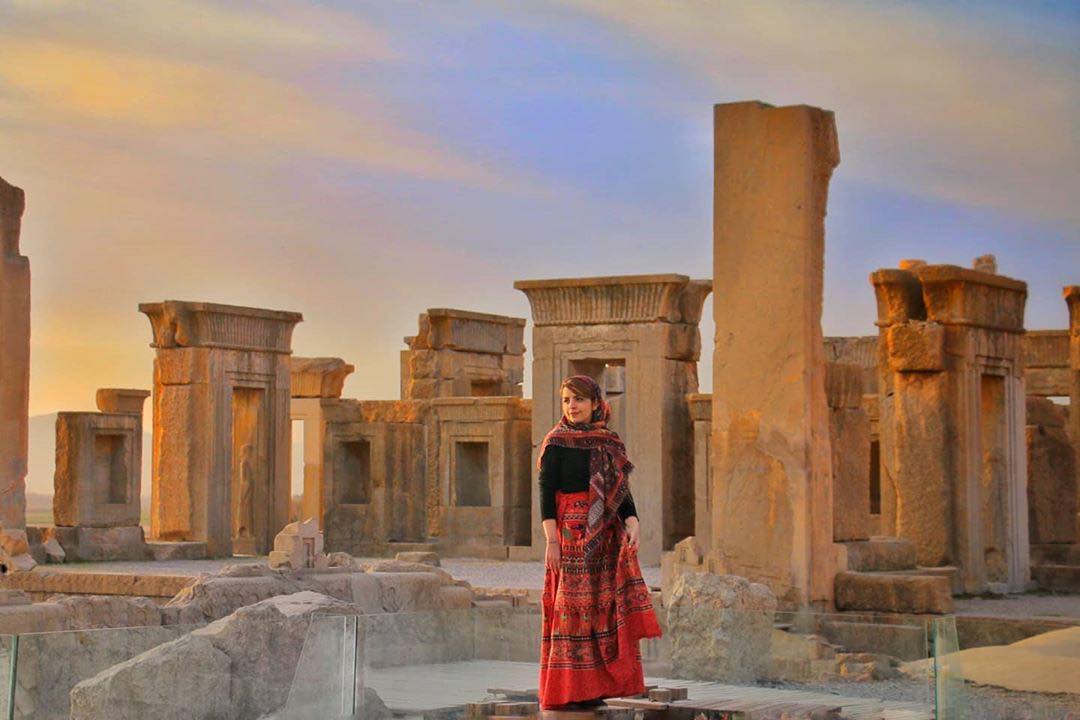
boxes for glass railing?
[0,602,1073,718]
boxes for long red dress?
[539,490,662,708]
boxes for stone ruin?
[140,300,303,557]
[50,388,151,562]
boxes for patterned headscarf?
[537,375,634,561]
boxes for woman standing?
[537,375,662,709]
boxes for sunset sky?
[2,0,1078,420]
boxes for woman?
[537,374,662,709]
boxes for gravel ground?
[776,678,1080,720]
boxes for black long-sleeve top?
[538,445,638,522]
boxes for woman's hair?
[560,374,602,402]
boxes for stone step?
[834,571,953,614]
[841,537,917,572]
[1032,564,1080,592]
[1031,543,1080,566]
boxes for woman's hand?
[545,540,561,571]
[624,516,640,550]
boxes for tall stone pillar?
[1067,286,1080,484]
[515,274,711,566]
[0,177,29,529]
[709,101,839,607]
[140,301,302,557]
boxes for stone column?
[1067,286,1080,507]
[709,101,839,607]
[289,357,354,530]
[140,301,302,557]
[515,274,711,566]
[826,363,871,542]
[0,176,29,529]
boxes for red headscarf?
[537,375,634,561]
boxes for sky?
[1,0,1078,420]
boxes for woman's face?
[561,386,598,424]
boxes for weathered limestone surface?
[54,412,142,528]
[825,336,880,394]
[1068,287,1080,497]
[401,309,525,399]
[827,363,871,542]
[290,357,355,528]
[429,397,532,554]
[666,572,777,681]
[687,394,713,545]
[1024,330,1071,397]
[516,274,711,565]
[710,101,838,606]
[47,526,149,562]
[1026,398,1076,545]
[163,560,471,625]
[872,263,1030,594]
[834,572,953,614]
[267,518,325,570]
[0,526,36,573]
[71,591,360,720]
[0,176,29,530]
[321,399,428,555]
[289,356,354,398]
[140,301,302,557]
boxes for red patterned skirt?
[539,490,662,709]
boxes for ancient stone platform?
[363,660,933,720]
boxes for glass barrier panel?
[281,613,362,720]
[9,623,200,720]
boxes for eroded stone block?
[885,321,945,372]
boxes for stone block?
[666,572,777,682]
[825,363,864,409]
[267,518,325,570]
[43,537,65,563]
[1026,397,1067,428]
[95,388,150,415]
[53,526,149,562]
[0,527,35,573]
[1027,424,1078,544]
[395,550,440,566]
[834,571,952,614]
[912,264,1027,332]
[841,538,917,572]
[289,357,354,398]
[830,405,871,542]
[885,321,945,372]
[54,411,141,527]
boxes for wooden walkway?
[362,660,933,720]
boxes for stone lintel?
[514,274,711,326]
[430,396,530,421]
[290,357,355,398]
[95,388,151,415]
[425,308,526,327]
[1024,330,1070,369]
[138,300,303,353]
[912,264,1027,332]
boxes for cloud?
[550,0,1080,228]
[0,2,503,187]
